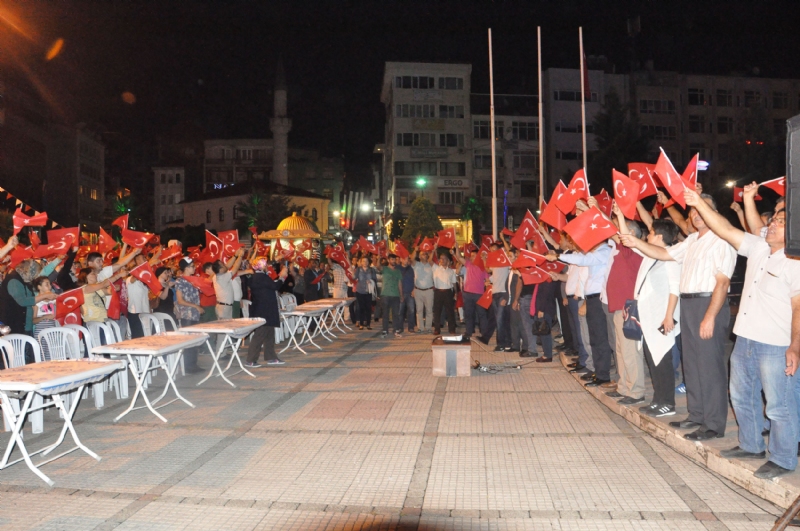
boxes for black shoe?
[569,365,586,373]
[493,346,505,352]
[580,372,596,381]
[685,429,723,441]
[669,420,702,430]
[618,396,645,405]
[606,391,624,399]
[478,336,490,345]
[185,365,204,374]
[503,347,514,352]
[519,350,535,357]
[535,356,553,363]
[585,378,610,387]
[754,460,793,480]
[720,446,767,460]
[567,362,579,368]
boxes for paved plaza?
[0,330,787,530]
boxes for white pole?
[488,28,498,238]
[579,27,589,192]
[537,26,545,209]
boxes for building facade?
[153,166,185,232]
[203,139,273,194]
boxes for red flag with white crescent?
[28,231,41,250]
[160,244,183,261]
[592,189,613,218]
[56,288,84,319]
[761,176,785,197]
[129,262,163,294]
[733,187,762,202]
[47,227,79,250]
[183,275,215,297]
[205,230,223,261]
[107,284,122,320]
[436,228,456,249]
[99,227,116,253]
[122,228,155,249]
[628,163,658,200]
[563,207,618,253]
[512,249,546,269]
[654,149,686,208]
[520,266,550,285]
[393,241,410,259]
[420,237,435,252]
[681,153,699,190]
[485,249,512,268]
[556,169,589,214]
[540,260,566,274]
[540,182,568,230]
[219,230,242,257]
[12,209,48,235]
[612,169,641,219]
[477,287,493,309]
[8,246,34,268]
[510,210,543,252]
[112,214,129,230]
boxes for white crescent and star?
[63,296,78,308]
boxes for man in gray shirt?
[411,248,434,333]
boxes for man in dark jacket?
[303,259,322,302]
[246,259,288,367]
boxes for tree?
[727,104,785,187]
[401,197,442,244]
[235,192,304,233]
[587,89,650,193]
[461,196,487,245]
[388,206,406,241]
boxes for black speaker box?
[786,114,800,257]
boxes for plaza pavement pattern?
[0,329,787,530]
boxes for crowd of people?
[0,176,796,480]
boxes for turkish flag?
[295,255,309,268]
[218,230,242,258]
[129,262,163,294]
[204,230,223,260]
[394,241,410,259]
[104,249,120,266]
[32,242,64,259]
[540,260,566,274]
[510,210,542,251]
[107,285,121,320]
[654,202,664,218]
[501,228,514,236]
[761,176,785,196]
[255,241,269,256]
[485,249,512,268]
[122,228,155,248]
[420,237,435,252]
[248,226,259,237]
[160,244,183,261]
[481,235,494,248]
[99,227,116,253]
[477,287,493,309]
[311,271,326,285]
[733,187,762,202]
[654,149,686,208]
[593,189,613,217]
[350,241,360,255]
[359,236,377,254]
[681,153,699,190]
[266,265,278,280]
[183,275,215,297]
[556,169,589,214]
[296,239,312,253]
[520,267,550,285]
[57,307,82,327]
[47,227,79,249]
[12,209,48,235]
[512,249,546,269]
[613,169,641,219]
[329,249,349,268]
[28,231,41,250]
[628,163,658,199]
[541,183,568,230]
[563,207,618,253]
[56,288,84,319]
[437,228,456,249]
[8,246,34,268]
[112,214,129,230]
[413,235,422,248]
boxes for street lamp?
[360,203,371,212]
[416,177,427,188]
[725,180,736,188]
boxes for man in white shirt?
[412,249,435,333]
[488,242,512,351]
[427,250,457,335]
[125,253,151,338]
[621,193,737,442]
[210,249,245,352]
[686,185,800,479]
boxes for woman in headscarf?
[0,258,58,337]
[246,258,288,367]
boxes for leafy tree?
[388,206,406,241]
[235,192,304,233]
[461,196,487,245]
[587,89,650,193]
[727,104,785,186]
[401,197,442,244]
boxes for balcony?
[204,158,271,165]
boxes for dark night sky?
[4,0,800,172]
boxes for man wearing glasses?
[684,183,800,480]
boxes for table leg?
[279,315,307,355]
[223,337,255,378]
[114,354,168,423]
[0,392,53,486]
[298,316,323,351]
[40,390,100,462]
[159,350,194,408]
[196,338,236,388]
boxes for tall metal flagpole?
[488,28,498,238]
[537,26,545,209]
[579,26,589,192]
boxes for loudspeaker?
[786,114,800,257]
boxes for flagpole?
[488,28,498,239]
[579,26,589,192]
[537,26,545,210]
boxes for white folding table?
[295,300,343,340]
[176,318,266,388]
[91,333,208,423]
[0,359,124,486]
[279,307,329,355]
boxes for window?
[717,117,734,134]
[716,89,733,107]
[90,189,98,200]
[520,181,538,198]
[206,210,211,223]
[223,148,232,159]
[168,174,173,184]
[396,132,437,147]
[772,92,789,110]
[160,173,166,184]
[440,162,466,176]
[553,90,598,102]
[744,90,762,107]
[161,215,166,225]
[438,77,463,90]
[395,104,436,118]
[233,205,239,219]
[218,208,225,222]
[168,195,173,205]
[394,161,437,176]
[439,191,464,204]
[555,151,582,160]
[513,150,538,169]
[438,133,465,147]
[396,191,415,204]
[237,148,253,160]
[511,121,538,141]
[475,179,493,197]
[438,105,464,119]
[175,173,181,183]
[473,120,503,139]
[311,208,317,221]
[395,76,435,89]
[641,125,677,140]
[689,142,709,160]
[688,115,705,133]
[554,121,592,133]
[160,195,166,205]
[687,88,706,106]
[639,99,676,114]
[473,151,503,169]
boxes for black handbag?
[531,317,551,336]
[622,262,657,340]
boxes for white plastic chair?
[37,327,83,412]
[1,336,44,434]
[63,324,94,358]
[152,312,184,376]
[86,322,129,400]
[104,320,123,343]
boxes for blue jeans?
[730,337,798,470]
[400,292,416,331]
[567,298,590,367]
[492,292,511,348]
[462,292,483,337]
[520,296,553,358]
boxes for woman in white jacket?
[629,219,682,418]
